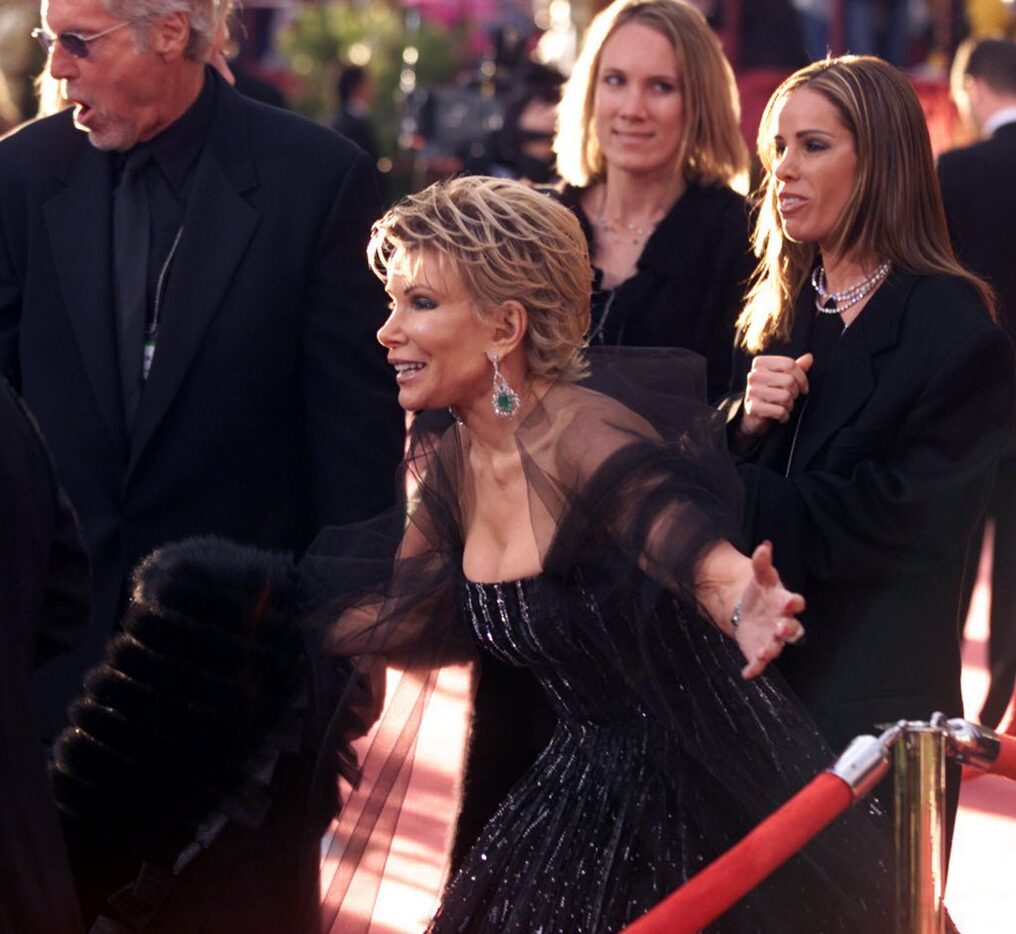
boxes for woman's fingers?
[745,357,809,425]
[784,626,805,645]
[741,630,798,679]
[746,373,802,403]
[744,394,795,424]
[750,540,779,588]
[776,618,806,644]
[742,639,781,678]
[737,541,805,678]
[741,354,813,438]
[748,354,811,395]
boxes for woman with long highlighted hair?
[726,54,1014,836]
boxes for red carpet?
[947,527,1016,933]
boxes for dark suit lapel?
[789,270,912,473]
[43,142,127,460]
[127,84,259,476]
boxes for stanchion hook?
[942,717,1000,771]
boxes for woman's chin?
[397,387,424,412]
[779,221,811,245]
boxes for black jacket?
[553,182,753,403]
[939,120,1016,459]
[938,121,1016,333]
[0,69,403,738]
[724,270,1013,749]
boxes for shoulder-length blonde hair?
[368,176,592,384]
[554,0,747,188]
[738,55,995,352]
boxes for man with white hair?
[0,0,402,927]
[0,0,401,760]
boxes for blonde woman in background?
[551,0,752,403]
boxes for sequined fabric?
[429,572,891,933]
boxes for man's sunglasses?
[31,21,129,59]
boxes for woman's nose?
[618,85,647,118]
[774,150,796,181]
[376,307,401,348]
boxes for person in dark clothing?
[460,62,564,185]
[551,0,754,405]
[453,0,755,863]
[332,64,386,199]
[3,0,402,744]
[0,378,90,934]
[49,537,356,933]
[724,55,1014,845]
[940,37,1016,729]
[316,175,890,932]
[333,65,379,164]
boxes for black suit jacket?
[553,183,754,403]
[938,122,1016,333]
[725,270,1013,749]
[0,70,403,737]
[939,120,1016,461]
[0,379,89,934]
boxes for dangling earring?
[489,353,520,418]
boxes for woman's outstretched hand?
[735,541,805,680]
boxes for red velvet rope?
[621,772,854,934]
[989,733,1016,782]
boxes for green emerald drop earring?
[490,353,520,418]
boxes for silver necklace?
[811,259,891,314]
[594,186,664,246]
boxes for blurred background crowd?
[4,0,1013,197]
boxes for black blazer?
[938,122,1016,332]
[939,121,1016,461]
[553,182,753,403]
[0,379,89,934]
[724,270,1014,750]
[0,70,403,736]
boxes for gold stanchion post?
[893,719,947,934]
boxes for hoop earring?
[489,354,520,418]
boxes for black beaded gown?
[306,358,892,934]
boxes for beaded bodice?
[461,575,652,731]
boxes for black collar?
[119,67,217,195]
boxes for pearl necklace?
[812,259,891,314]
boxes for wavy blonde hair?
[738,55,995,352]
[368,176,593,383]
[554,0,747,188]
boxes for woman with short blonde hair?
[368,176,592,385]
[313,175,893,933]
